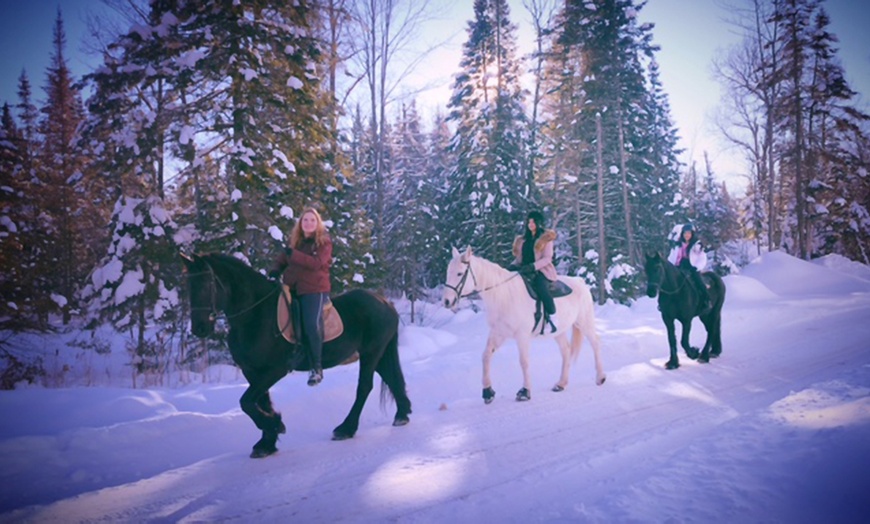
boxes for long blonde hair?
[289,207,329,248]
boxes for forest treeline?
[0,0,867,385]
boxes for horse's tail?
[379,329,404,411]
[566,277,600,363]
[570,324,584,362]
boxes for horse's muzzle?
[443,294,460,309]
[646,286,658,298]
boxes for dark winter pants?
[298,292,327,370]
[532,272,556,315]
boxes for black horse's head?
[644,253,665,298]
[181,253,226,337]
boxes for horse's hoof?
[332,431,354,441]
[250,447,277,459]
[483,387,496,404]
[552,384,565,392]
[393,416,410,427]
[596,376,606,386]
[516,387,531,401]
[665,361,680,370]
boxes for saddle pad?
[277,286,344,344]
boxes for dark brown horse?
[182,253,411,457]
[644,253,726,369]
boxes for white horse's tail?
[570,324,584,362]
[563,275,600,364]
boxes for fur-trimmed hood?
[512,229,556,258]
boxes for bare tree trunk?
[574,195,582,269]
[596,113,606,305]
[617,102,635,263]
[788,2,806,259]
[523,0,555,188]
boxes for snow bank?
[740,251,870,296]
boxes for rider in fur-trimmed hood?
[511,210,557,317]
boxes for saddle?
[277,286,344,344]
[520,275,572,334]
[520,276,572,301]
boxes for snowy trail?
[2,253,870,523]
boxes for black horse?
[181,253,411,457]
[644,253,726,369]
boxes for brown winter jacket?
[270,235,333,295]
[512,229,558,281]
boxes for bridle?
[188,263,226,323]
[444,258,477,300]
[444,256,520,302]
[648,259,687,296]
[188,261,279,323]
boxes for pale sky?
[1,0,867,194]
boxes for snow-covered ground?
[1,251,869,523]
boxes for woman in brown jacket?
[511,210,557,321]
[270,207,333,386]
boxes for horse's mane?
[201,253,268,286]
[470,253,508,275]
[469,253,528,309]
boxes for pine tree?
[425,110,455,285]
[801,6,870,260]
[767,0,870,261]
[0,104,27,326]
[77,2,340,376]
[538,0,681,300]
[444,0,531,265]
[632,59,683,258]
[37,9,89,325]
[691,153,741,272]
[384,101,439,317]
[78,195,183,385]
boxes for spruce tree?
[0,104,26,327]
[538,0,681,300]
[444,0,530,265]
[37,9,89,325]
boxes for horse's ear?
[462,246,473,262]
[452,246,461,258]
[180,252,194,267]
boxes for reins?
[188,262,280,321]
[445,257,520,300]
[653,262,689,295]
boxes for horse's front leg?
[680,318,700,360]
[663,316,680,370]
[482,332,505,404]
[515,336,532,401]
[239,367,289,458]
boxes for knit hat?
[681,223,694,234]
[527,210,546,228]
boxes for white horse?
[442,247,606,403]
